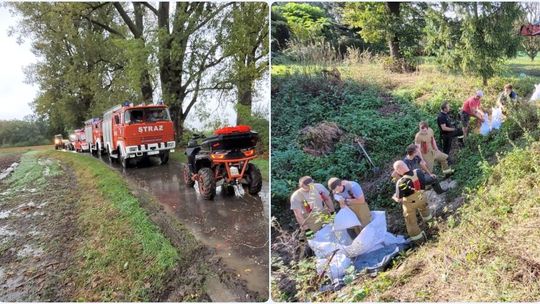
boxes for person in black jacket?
[437,101,464,155]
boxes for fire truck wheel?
[183,164,195,187]
[160,151,169,165]
[245,163,262,195]
[197,167,216,200]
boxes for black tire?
[221,184,235,196]
[183,164,195,187]
[197,167,216,200]
[245,163,262,195]
[160,150,170,165]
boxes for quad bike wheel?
[183,164,195,187]
[198,167,216,200]
[245,163,262,195]
[160,150,170,165]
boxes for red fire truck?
[84,118,104,155]
[102,101,176,168]
[69,129,90,152]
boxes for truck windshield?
[125,108,171,124]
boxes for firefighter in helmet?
[392,160,446,243]
[290,176,335,232]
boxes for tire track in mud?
[93,153,269,301]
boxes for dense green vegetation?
[271,52,540,301]
[0,117,50,147]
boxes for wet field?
[98,155,269,297]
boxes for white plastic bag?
[491,107,503,130]
[479,113,491,136]
[333,207,361,231]
[530,84,540,102]
[343,211,387,257]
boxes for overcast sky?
[0,6,38,120]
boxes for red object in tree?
[519,23,540,36]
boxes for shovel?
[354,138,381,174]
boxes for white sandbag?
[491,107,503,130]
[315,253,351,280]
[342,211,388,257]
[530,84,540,102]
[309,240,341,258]
[333,207,361,231]
[479,113,491,136]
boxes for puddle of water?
[205,276,241,302]
[99,155,269,298]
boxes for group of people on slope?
[290,85,517,244]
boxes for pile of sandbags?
[308,209,408,284]
[480,107,503,136]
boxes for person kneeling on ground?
[328,177,371,235]
[290,176,335,232]
[437,101,464,156]
[392,160,447,243]
[461,90,486,139]
[496,84,518,112]
[415,121,454,176]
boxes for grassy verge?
[45,151,182,301]
[251,158,269,182]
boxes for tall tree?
[11,2,135,130]
[425,2,523,85]
[223,2,269,117]
[342,2,426,62]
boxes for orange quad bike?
[183,125,263,200]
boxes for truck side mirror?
[114,116,120,124]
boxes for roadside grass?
[46,151,181,301]
[170,149,187,163]
[251,158,269,181]
[8,151,61,190]
[0,145,51,156]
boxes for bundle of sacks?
[531,84,540,102]
[480,107,503,136]
[307,209,408,288]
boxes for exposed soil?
[0,160,80,301]
[0,154,20,172]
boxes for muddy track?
[92,153,269,301]
[0,158,80,301]
[133,186,262,301]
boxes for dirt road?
[99,155,269,298]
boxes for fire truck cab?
[71,129,90,152]
[102,101,176,168]
[84,118,104,155]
